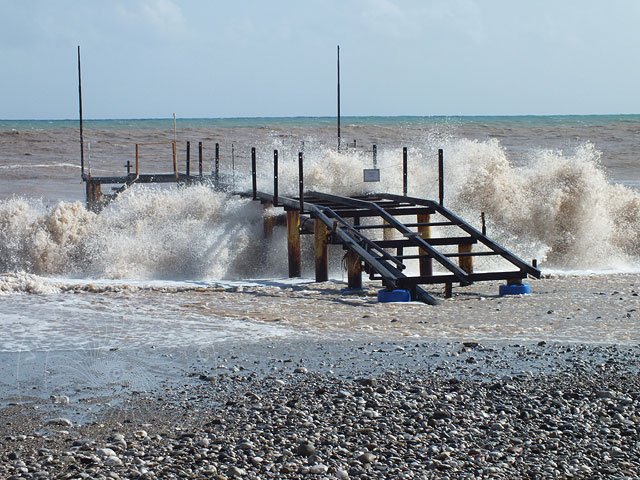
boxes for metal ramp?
[255,190,541,305]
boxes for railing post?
[135,144,139,177]
[402,146,408,196]
[198,141,203,178]
[186,141,191,177]
[273,149,279,207]
[438,148,444,206]
[298,151,304,213]
[215,142,220,183]
[251,147,257,200]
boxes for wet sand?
[1,273,640,478]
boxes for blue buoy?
[499,283,532,296]
[377,289,412,303]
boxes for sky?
[2,0,640,119]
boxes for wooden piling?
[417,212,433,276]
[314,220,329,282]
[287,210,301,277]
[172,141,178,179]
[263,202,274,239]
[346,249,362,289]
[198,142,203,178]
[135,144,139,176]
[298,152,304,213]
[86,181,102,211]
[458,243,473,274]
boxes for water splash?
[1,137,640,286]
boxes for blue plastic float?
[499,283,532,296]
[377,289,412,303]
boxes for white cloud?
[117,0,187,37]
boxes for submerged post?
[186,141,191,177]
[77,46,85,178]
[402,147,408,196]
[438,148,444,206]
[298,151,304,213]
[251,147,257,200]
[198,141,203,178]
[273,149,279,207]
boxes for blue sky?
[2,0,640,119]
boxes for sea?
[1,115,640,358]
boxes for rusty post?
[314,220,329,282]
[251,147,257,200]
[287,210,301,277]
[186,141,191,177]
[403,146,408,196]
[438,148,444,206]
[273,149,279,207]
[458,243,473,274]
[263,202,274,238]
[198,141,203,178]
[346,249,362,289]
[417,212,433,276]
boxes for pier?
[81,144,541,304]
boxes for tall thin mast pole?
[337,45,341,152]
[77,45,85,178]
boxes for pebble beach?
[1,274,640,479]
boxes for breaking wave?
[1,137,640,284]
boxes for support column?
[314,220,329,282]
[263,202,274,239]
[346,249,362,290]
[85,181,102,211]
[458,243,473,274]
[417,212,433,277]
[287,210,301,277]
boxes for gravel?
[1,340,639,479]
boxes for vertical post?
[273,149,279,207]
[231,143,236,190]
[251,147,257,200]
[417,212,433,277]
[198,141,203,178]
[346,249,362,289]
[172,141,178,179]
[337,45,341,152]
[77,46,85,178]
[438,148,444,206]
[481,212,486,236]
[372,144,377,168]
[287,210,301,277]
[298,151,304,213]
[458,243,473,274]
[263,202,274,238]
[214,142,220,182]
[125,160,131,175]
[402,147,408,196]
[315,220,329,282]
[135,144,139,176]
[186,141,191,177]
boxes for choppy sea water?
[2,115,640,352]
